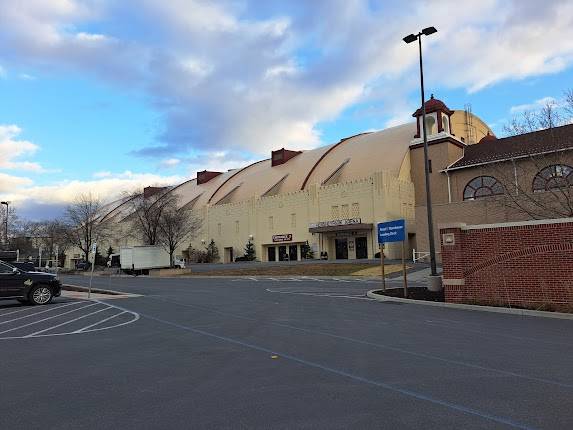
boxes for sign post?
[380,244,386,291]
[377,219,407,298]
[88,242,97,299]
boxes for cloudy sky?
[1,0,573,219]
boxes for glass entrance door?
[355,237,368,259]
[289,245,298,261]
[278,246,288,261]
[267,246,276,262]
[335,238,348,259]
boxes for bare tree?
[157,198,201,267]
[564,89,573,119]
[26,220,72,263]
[502,110,538,136]
[65,193,109,261]
[0,204,20,248]
[126,189,174,245]
[503,90,573,137]
[491,156,573,220]
[495,88,573,219]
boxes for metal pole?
[402,240,408,298]
[4,202,7,245]
[418,35,438,276]
[88,243,96,299]
[1,201,8,245]
[380,244,386,292]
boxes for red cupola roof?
[412,94,454,117]
[478,132,497,144]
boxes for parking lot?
[1,275,572,429]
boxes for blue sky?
[1,0,573,220]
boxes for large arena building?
[94,96,495,265]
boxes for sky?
[1,0,573,220]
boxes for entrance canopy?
[308,223,373,234]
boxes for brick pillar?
[439,223,466,302]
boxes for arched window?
[442,114,450,134]
[463,176,504,201]
[532,164,573,192]
[425,116,436,135]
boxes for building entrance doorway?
[278,246,288,261]
[335,238,348,259]
[289,245,298,261]
[267,246,276,262]
[355,237,368,259]
[224,247,234,263]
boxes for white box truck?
[120,246,171,272]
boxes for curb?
[63,284,140,298]
[366,290,573,320]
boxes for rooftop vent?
[271,148,302,167]
[197,170,223,185]
[143,186,167,199]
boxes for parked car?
[9,261,36,272]
[0,260,62,305]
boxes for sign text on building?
[377,219,406,243]
[272,234,293,242]
[309,218,361,229]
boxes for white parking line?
[74,311,126,333]
[24,305,112,337]
[0,301,86,325]
[0,306,47,318]
[0,303,97,335]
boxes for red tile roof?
[447,123,573,170]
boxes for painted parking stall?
[0,299,139,340]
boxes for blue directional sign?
[377,219,406,243]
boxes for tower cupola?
[412,94,454,139]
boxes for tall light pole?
[403,26,438,277]
[1,201,8,246]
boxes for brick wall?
[440,219,573,311]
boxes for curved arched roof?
[99,107,492,223]
[168,122,417,208]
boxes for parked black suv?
[0,260,62,305]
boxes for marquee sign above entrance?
[309,218,361,229]
[272,234,293,242]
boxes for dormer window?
[197,170,223,185]
[271,148,302,166]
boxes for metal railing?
[412,249,441,263]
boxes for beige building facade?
[96,96,573,267]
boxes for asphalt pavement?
[1,275,572,429]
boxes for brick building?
[409,98,573,260]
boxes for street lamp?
[1,201,8,246]
[403,26,439,278]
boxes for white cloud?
[0,65,6,78]
[2,0,573,218]
[159,158,181,168]
[510,96,561,113]
[0,172,33,192]
[18,73,36,80]
[0,124,46,172]
[93,171,112,178]
[75,32,107,42]
[3,0,573,162]
[0,172,184,207]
